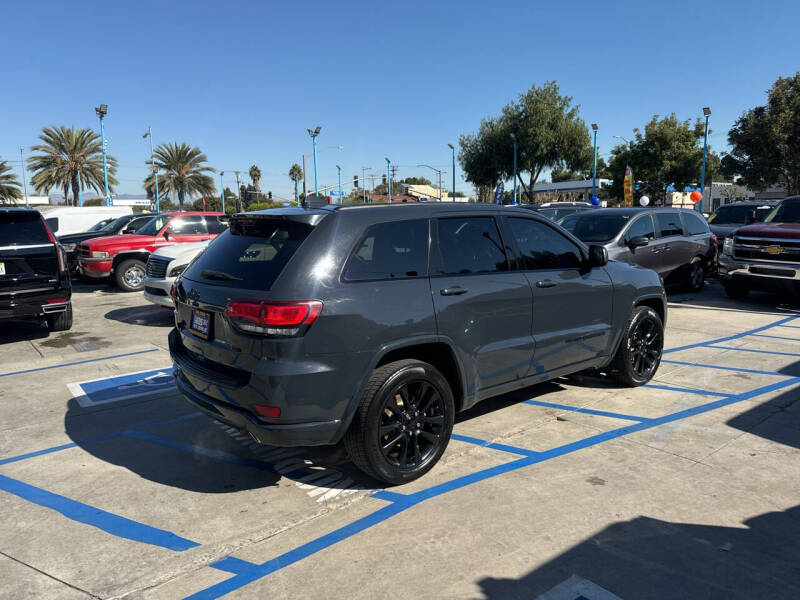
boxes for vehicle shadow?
[667,279,800,314]
[475,504,800,599]
[104,304,174,327]
[0,319,50,343]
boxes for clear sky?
[1,0,798,200]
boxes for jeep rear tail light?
[224,300,323,336]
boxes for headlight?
[91,251,110,258]
[722,237,734,256]
[62,243,77,252]
[168,264,187,277]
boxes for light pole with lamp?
[307,126,321,197]
[336,164,342,204]
[234,171,242,212]
[385,158,391,203]
[613,134,630,145]
[361,166,371,203]
[510,133,517,204]
[447,143,456,201]
[417,164,443,200]
[95,104,111,206]
[220,172,225,213]
[19,146,29,207]
[591,123,599,201]
[699,107,711,214]
[143,127,160,213]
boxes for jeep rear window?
[183,218,313,289]
[0,212,52,245]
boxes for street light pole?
[700,107,711,214]
[95,105,111,206]
[220,172,225,213]
[361,167,371,203]
[307,126,321,197]
[417,164,443,200]
[19,146,28,207]
[234,171,242,212]
[336,164,342,204]
[591,123,599,201]
[143,127,160,213]
[447,143,456,201]
[510,134,517,205]
[385,157,391,204]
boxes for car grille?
[732,236,800,263]
[146,256,170,278]
[77,244,90,258]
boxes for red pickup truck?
[78,212,226,291]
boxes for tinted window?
[656,212,683,237]
[127,216,154,232]
[559,213,629,242]
[45,217,59,233]
[435,217,508,275]
[509,218,582,269]
[625,214,656,241]
[345,220,428,281]
[765,199,800,223]
[137,215,170,235]
[89,218,114,232]
[171,215,207,234]
[0,212,51,245]
[184,219,313,290]
[682,211,709,235]
[708,204,754,224]
[206,216,228,234]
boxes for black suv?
[0,208,72,332]
[169,204,666,483]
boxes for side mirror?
[163,228,172,240]
[588,244,608,268]
[627,236,649,249]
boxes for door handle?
[535,280,557,288]
[440,286,467,296]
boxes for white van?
[39,207,132,236]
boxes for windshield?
[89,218,114,232]
[764,199,800,223]
[99,215,130,232]
[559,213,630,242]
[708,205,756,224]
[136,215,171,235]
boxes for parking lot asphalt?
[1,280,799,599]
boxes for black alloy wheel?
[609,306,664,386]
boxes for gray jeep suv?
[169,204,666,484]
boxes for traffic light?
[354,175,358,188]
[268,191,272,200]
[382,174,387,185]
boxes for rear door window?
[625,214,656,242]
[655,212,683,237]
[1,212,52,245]
[344,219,428,281]
[433,216,509,275]
[681,211,709,235]
[184,218,313,289]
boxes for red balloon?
[690,191,702,203]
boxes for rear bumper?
[144,277,174,308]
[0,282,72,320]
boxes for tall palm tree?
[0,160,22,204]
[289,163,303,204]
[144,143,215,210]
[249,164,262,192]
[28,126,118,205]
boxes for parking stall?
[1,284,799,599]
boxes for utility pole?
[448,143,456,202]
[302,155,307,199]
[19,146,28,207]
[336,164,342,205]
[385,158,391,204]
[143,127,160,212]
[591,123,599,201]
[234,171,242,212]
[699,107,711,214]
[95,104,111,206]
[361,167,372,203]
[220,172,225,213]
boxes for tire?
[344,359,455,485]
[723,280,749,300]
[686,259,705,292]
[46,304,73,332]
[608,306,664,387]
[114,259,146,292]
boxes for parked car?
[0,207,72,332]
[59,213,156,273]
[719,196,800,298]
[77,212,226,292]
[559,207,717,292]
[40,206,132,237]
[707,201,777,252]
[169,204,666,484]
[523,202,596,222]
[144,241,210,308]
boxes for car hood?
[733,222,800,239]
[150,241,209,262]
[58,231,113,244]
[81,233,158,251]
[709,224,741,238]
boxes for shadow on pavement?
[477,505,800,600]
[667,280,800,315]
[104,304,174,327]
[0,319,50,344]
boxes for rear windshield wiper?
[201,269,243,281]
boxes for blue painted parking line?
[450,433,539,456]
[524,399,652,422]
[750,333,800,342]
[211,557,260,575]
[643,383,729,397]
[707,345,800,358]
[0,473,200,551]
[0,347,160,378]
[663,314,800,354]
[67,367,176,407]
[660,359,793,378]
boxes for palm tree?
[28,126,118,205]
[289,163,303,204]
[0,160,22,204]
[249,164,262,192]
[144,143,215,210]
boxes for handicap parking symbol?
[67,367,177,407]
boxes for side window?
[682,211,709,235]
[170,216,207,234]
[206,216,228,234]
[344,219,429,281]
[434,216,508,275]
[128,217,151,232]
[656,212,682,237]
[45,217,59,233]
[625,215,656,242]
[509,218,582,270]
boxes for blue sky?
[1,0,798,200]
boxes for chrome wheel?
[124,265,145,288]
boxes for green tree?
[0,160,22,204]
[143,143,215,210]
[607,115,720,205]
[288,163,303,203]
[459,82,592,202]
[28,125,118,205]
[403,176,432,186]
[550,156,609,182]
[249,164,262,192]
[722,73,800,195]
